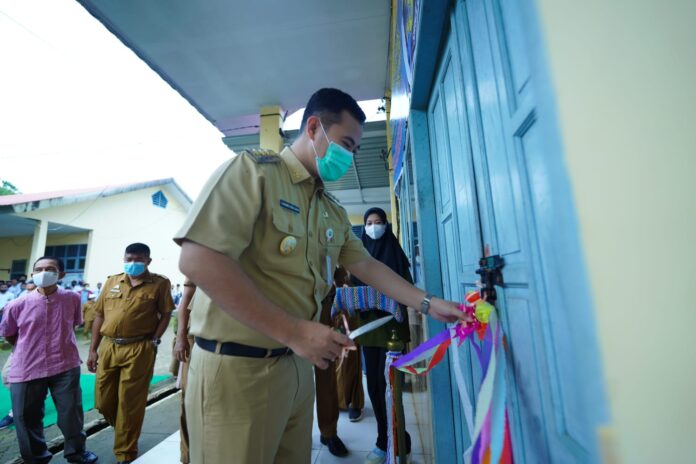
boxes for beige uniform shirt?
[174,147,370,348]
[82,300,97,323]
[94,272,174,338]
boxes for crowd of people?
[0,88,469,464]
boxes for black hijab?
[353,207,412,286]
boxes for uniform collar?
[118,271,153,284]
[282,147,314,184]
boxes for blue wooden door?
[427,0,597,462]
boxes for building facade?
[0,179,191,287]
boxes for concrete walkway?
[1,323,435,464]
[131,375,434,464]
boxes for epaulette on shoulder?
[241,148,281,164]
[150,272,169,281]
[324,191,342,205]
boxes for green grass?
[0,373,170,427]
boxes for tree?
[0,180,20,196]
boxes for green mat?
[0,373,170,427]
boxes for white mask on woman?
[365,224,387,240]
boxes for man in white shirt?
[0,283,14,318]
[94,282,103,298]
[17,281,36,298]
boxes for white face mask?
[32,271,60,288]
[365,224,387,240]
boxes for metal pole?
[387,328,407,463]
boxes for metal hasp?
[476,254,505,304]
[386,329,408,463]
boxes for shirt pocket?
[132,293,156,312]
[104,293,123,314]
[271,207,306,237]
[261,207,307,273]
[318,221,346,284]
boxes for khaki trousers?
[95,339,155,461]
[178,335,194,464]
[186,344,314,464]
[336,347,364,411]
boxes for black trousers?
[362,346,411,453]
[10,366,86,464]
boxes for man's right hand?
[286,319,354,370]
[87,350,98,373]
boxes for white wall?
[535,1,696,462]
[16,186,189,287]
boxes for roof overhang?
[0,216,90,238]
[77,0,391,135]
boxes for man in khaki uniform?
[175,88,468,464]
[172,278,196,464]
[87,243,174,464]
[81,294,97,340]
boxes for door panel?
[428,33,484,458]
[426,0,594,462]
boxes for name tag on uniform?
[109,285,120,293]
[279,199,300,214]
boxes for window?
[398,149,422,287]
[152,190,168,209]
[10,260,27,280]
[44,244,88,273]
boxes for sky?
[0,0,386,199]
[0,0,232,198]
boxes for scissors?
[335,315,394,371]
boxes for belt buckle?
[113,338,124,345]
[264,348,273,358]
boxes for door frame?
[407,0,607,462]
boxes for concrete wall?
[0,236,32,280]
[535,1,696,462]
[13,186,189,287]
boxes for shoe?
[67,450,98,463]
[320,435,349,457]
[348,407,363,422]
[116,461,132,464]
[365,447,386,464]
[0,414,13,429]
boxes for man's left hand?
[174,335,190,362]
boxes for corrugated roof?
[0,179,192,212]
[221,121,391,194]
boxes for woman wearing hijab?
[352,207,412,464]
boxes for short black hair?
[125,242,151,257]
[299,88,366,133]
[33,256,65,272]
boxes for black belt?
[105,335,149,345]
[195,337,292,358]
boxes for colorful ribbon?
[332,286,403,322]
[385,350,400,464]
[390,291,513,464]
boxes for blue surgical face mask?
[310,121,354,182]
[124,261,147,277]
